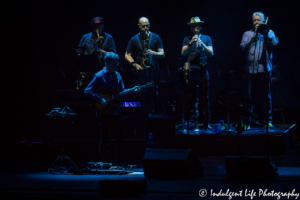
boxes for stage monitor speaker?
[225,156,277,181]
[143,148,203,179]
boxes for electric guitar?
[91,81,154,113]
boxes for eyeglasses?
[141,25,149,28]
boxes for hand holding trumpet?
[190,35,203,46]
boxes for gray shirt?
[240,29,279,73]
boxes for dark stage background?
[5,0,300,148]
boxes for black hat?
[91,17,104,24]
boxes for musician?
[240,12,279,129]
[84,52,135,164]
[125,17,164,70]
[181,16,213,129]
[77,17,117,88]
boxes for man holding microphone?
[240,12,279,129]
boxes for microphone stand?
[259,27,277,177]
[203,64,209,130]
[248,27,258,54]
[153,58,160,113]
[94,42,104,68]
[263,29,270,160]
[196,38,209,130]
[183,62,190,136]
[249,26,271,160]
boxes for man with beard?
[181,16,213,130]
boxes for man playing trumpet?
[181,16,213,129]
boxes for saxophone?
[141,31,153,69]
[90,28,104,56]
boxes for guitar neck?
[119,85,149,96]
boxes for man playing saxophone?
[125,17,164,70]
[76,17,117,88]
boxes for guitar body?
[91,93,119,113]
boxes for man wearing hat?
[181,16,213,129]
[76,17,117,88]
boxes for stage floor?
[2,123,298,199]
[163,124,298,156]
[1,150,300,199]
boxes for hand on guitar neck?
[101,85,140,107]
[92,82,153,113]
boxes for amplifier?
[54,89,148,140]
[120,91,146,111]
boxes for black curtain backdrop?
[5,0,300,141]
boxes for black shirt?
[77,31,117,71]
[126,32,163,65]
[182,34,212,66]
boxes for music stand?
[46,108,78,173]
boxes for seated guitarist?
[84,52,138,164]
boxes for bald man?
[125,17,164,70]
